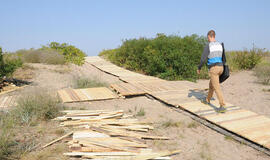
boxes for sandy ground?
[7,62,270,160]
[197,71,270,116]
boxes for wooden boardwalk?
[86,56,270,150]
[58,87,119,103]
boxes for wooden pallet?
[57,87,118,103]
[0,95,17,108]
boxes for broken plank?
[64,151,138,157]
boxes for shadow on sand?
[188,89,219,111]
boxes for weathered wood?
[57,87,118,103]
[111,83,146,96]
[42,131,73,149]
[0,95,17,108]
[80,150,180,160]
[85,56,270,152]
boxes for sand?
[8,62,270,160]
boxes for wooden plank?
[79,146,117,152]
[82,150,181,160]
[64,152,138,157]
[73,130,110,139]
[111,83,146,96]
[42,131,73,149]
[0,85,27,96]
[0,96,17,108]
[239,121,270,135]
[203,109,258,123]
[77,139,141,152]
[89,126,169,140]
[57,87,118,103]
[220,115,270,132]
[179,101,236,114]
[241,127,270,140]
[83,156,171,160]
[79,137,148,148]
[57,89,73,103]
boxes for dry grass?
[161,119,183,128]
[199,141,213,160]
[15,49,66,65]
[0,90,64,159]
[73,77,108,89]
[254,58,270,85]
[12,64,35,80]
[54,128,65,136]
[262,88,270,92]
[136,108,145,117]
[224,135,234,141]
[52,67,71,74]
[187,121,200,129]
[14,91,61,125]
[21,143,68,160]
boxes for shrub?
[227,48,263,70]
[13,49,66,65]
[100,34,207,81]
[0,112,16,160]
[0,47,23,79]
[254,61,270,85]
[161,119,183,128]
[73,77,108,89]
[0,91,62,159]
[41,42,86,65]
[39,50,66,65]
[13,92,61,125]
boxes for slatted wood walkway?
[85,56,270,150]
[57,87,118,103]
[0,95,18,109]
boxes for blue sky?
[0,0,269,56]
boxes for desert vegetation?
[73,77,108,89]
[2,42,86,69]
[254,54,270,85]
[0,47,22,80]
[0,91,63,159]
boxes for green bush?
[41,42,86,65]
[0,47,23,79]
[100,34,208,81]
[227,48,263,70]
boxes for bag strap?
[221,43,227,64]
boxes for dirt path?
[7,63,270,160]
